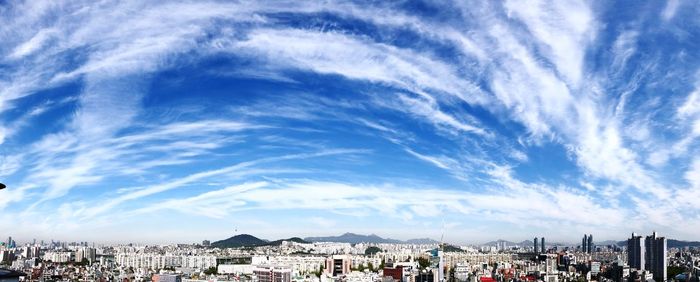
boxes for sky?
[0,0,699,245]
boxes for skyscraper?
[644,232,667,281]
[541,237,545,253]
[627,233,645,271]
[587,234,593,253]
[582,235,587,253]
[534,237,539,254]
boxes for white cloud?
[222,28,490,133]
[126,175,626,235]
[686,158,700,188]
[610,31,639,75]
[79,149,365,219]
[662,0,681,21]
[1,0,699,241]
[396,93,487,136]
[678,90,700,118]
[509,150,529,162]
[8,28,57,59]
[504,0,595,86]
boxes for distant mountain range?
[211,234,310,248]
[482,239,535,246]
[211,233,438,248]
[615,239,700,248]
[482,239,518,246]
[304,233,439,244]
[211,234,700,249]
[406,238,441,244]
[596,240,620,246]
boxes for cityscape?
[0,232,699,281]
[2,0,700,282]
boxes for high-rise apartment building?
[75,249,85,263]
[0,250,13,264]
[325,255,351,277]
[541,237,546,254]
[580,234,594,253]
[627,233,645,271]
[644,232,667,281]
[534,237,538,254]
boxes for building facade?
[627,233,645,271]
[253,265,291,282]
[325,255,351,277]
[644,232,667,281]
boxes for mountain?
[483,239,571,247]
[518,240,532,246]
[211,234,310,248]
[482,239,519,246]
[667,239,700,248]
[304,233,436,244]
[265,237,310,246]
[211,234,267,248]
[596,240,620,246]
[615,239,700,248]
[405,238,440,244]
[441,244,465,252]
[305,233,403,244]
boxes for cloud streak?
[1,0,700,242]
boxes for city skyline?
[1,0,700,243]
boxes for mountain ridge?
[211,234,700,248]
[304,233,439,244]
[211,234,310,248]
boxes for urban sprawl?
[0,232,698,282]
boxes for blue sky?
[1,0,700,244]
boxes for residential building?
[644,232,667,281]
[627,233,645,271]
[253,265,291,282]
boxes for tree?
[365,246,382,255]
[315,263,325,277]
[76,258,90,266]
[357,264,366,272]
[203,267,217,275]
[667,266,685,279]
[367,262,375,272]
[417,257,431,270]
[449,266,456,282]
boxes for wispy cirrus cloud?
[1,0,700,242]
